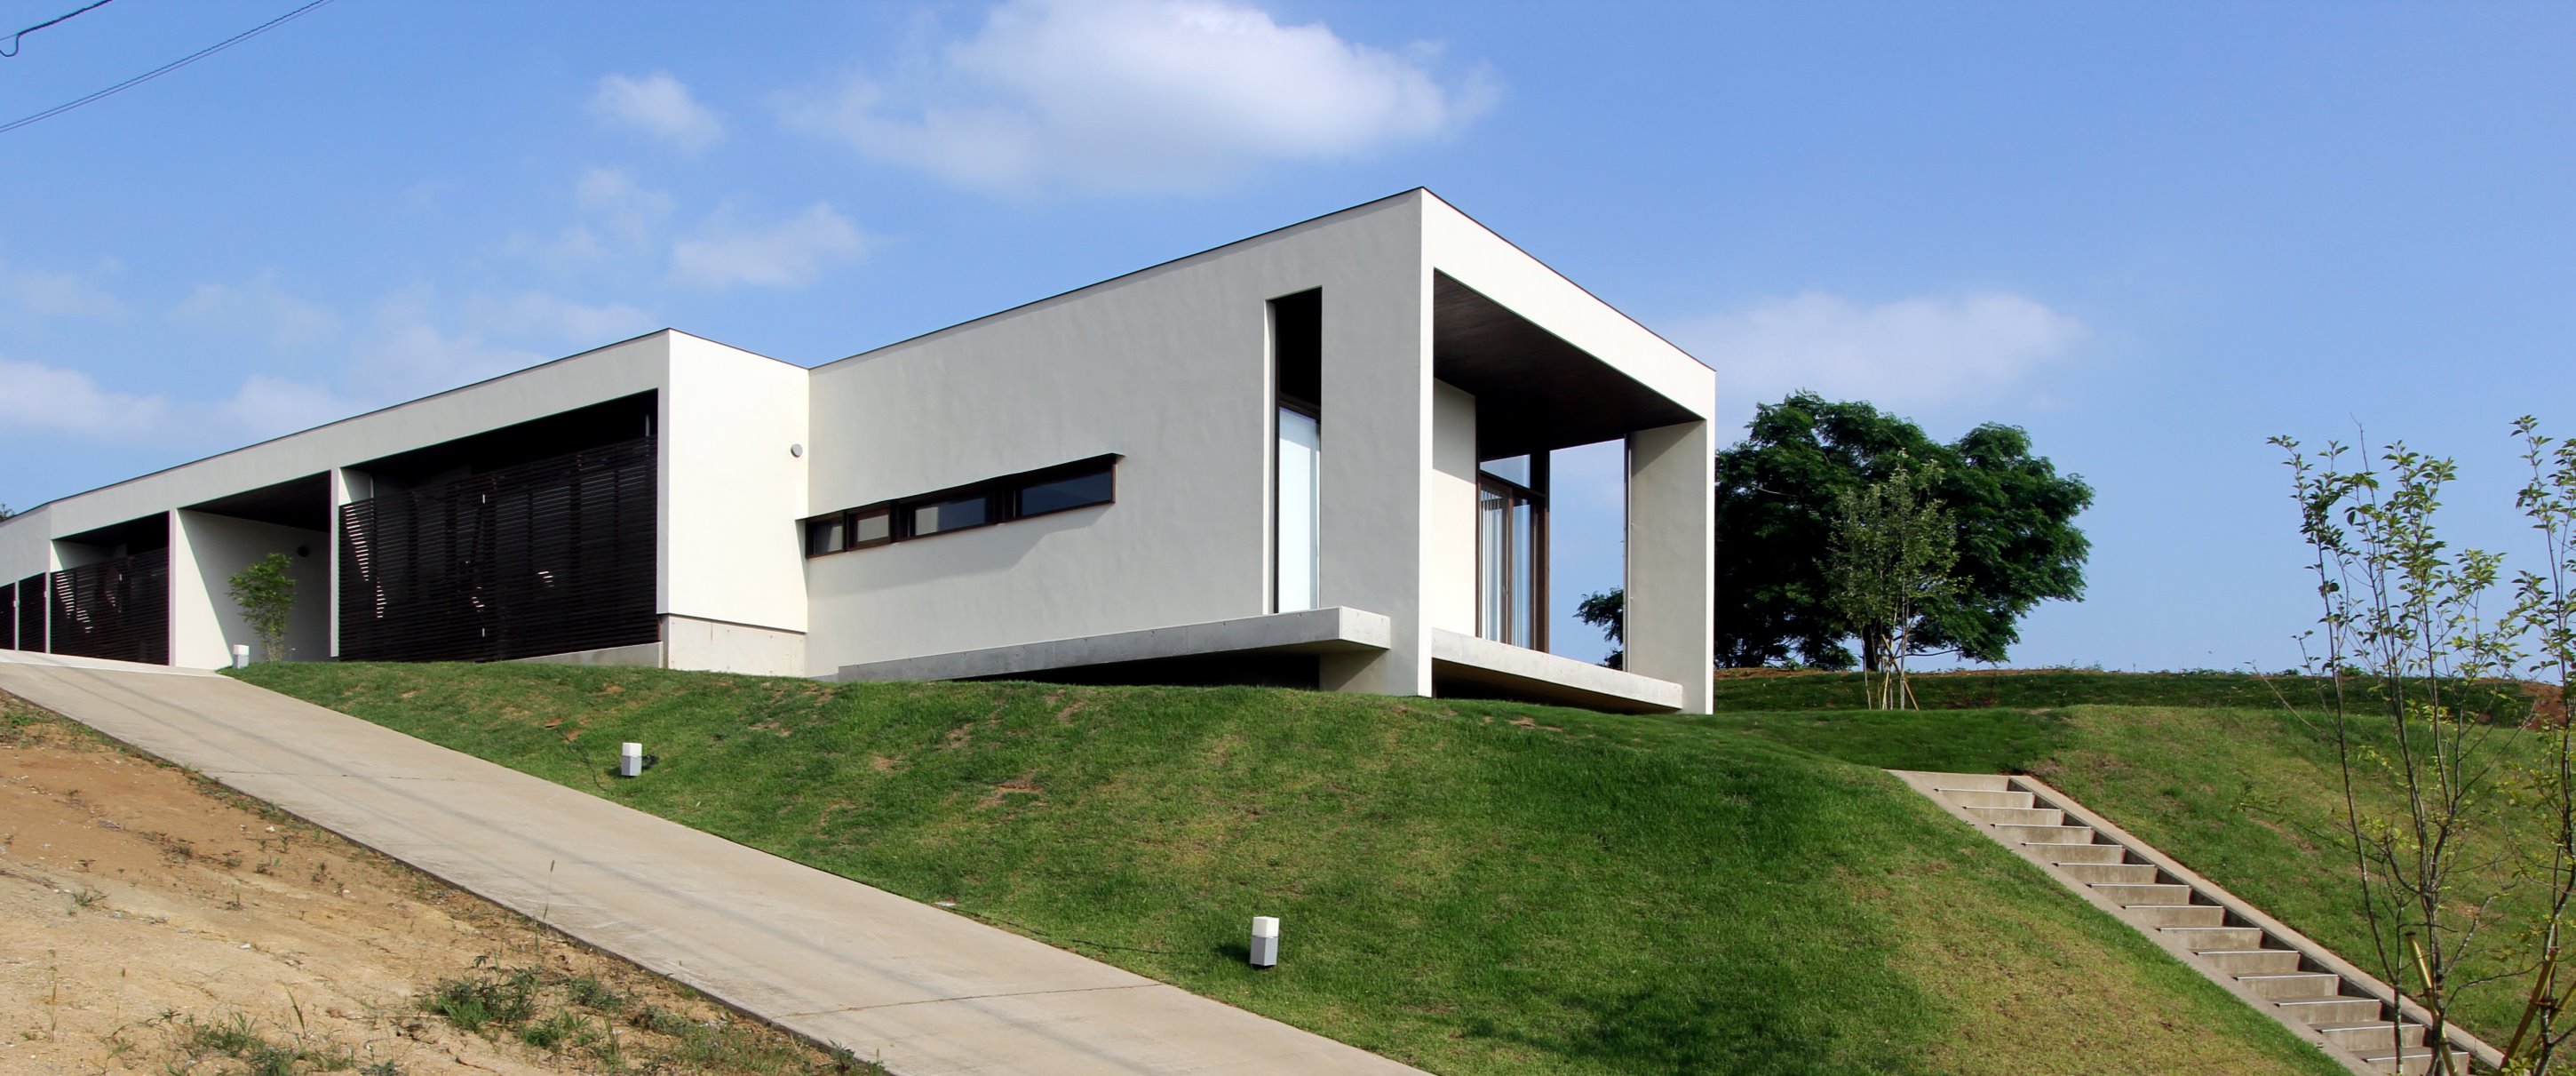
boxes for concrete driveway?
[0,650,1426,1076]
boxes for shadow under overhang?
[1433,271,1702,458]
[183,473,331,531]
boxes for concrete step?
[2193,948,2304,976]
[2316,1021,2425,1054]
[2162,925,2265,949]
[2277,996,2388,1024]
[1996,824,2099,845]
[1937,788,2034,809]
[2056,862,2158,885]
[2045,842,2130,865]
[2362,1048,2449,1074]
[1966,805,2066,826]
[2091,881,2193,905]
[2123,903,2227,928]
[2236,972,2346,1000]
[1927,774,2015,793]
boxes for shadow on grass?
[1463,982,1907,1076]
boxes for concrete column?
[165,509,188,666]
[1625,419,1715,713]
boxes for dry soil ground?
[0,690,862,1076]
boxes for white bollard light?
[619,742,644,778]
[229,644,251,670]
[1249,916,1279,969]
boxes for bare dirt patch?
[0,692,863,1075]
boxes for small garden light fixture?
[1250,915,1279,968]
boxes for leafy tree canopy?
[1716,392,2091,668]
[1582,392,2094,671]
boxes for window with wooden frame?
[802,454,1119,557]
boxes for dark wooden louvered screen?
[4,576,15,650]
[49,552,168,665]
[16,574,43,652]
[338,435,657,663]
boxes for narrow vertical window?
[1278,409,1320,611]
[1272,289,1321,612]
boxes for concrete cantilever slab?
[833,607,1393,684]
[1428,629,1684,713]
[0,651,1427,1076]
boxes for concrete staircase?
[1892,771,2498,1076]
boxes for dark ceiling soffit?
[1431,272,1700,458]
[54,512,169,552]
[182,473,333,530]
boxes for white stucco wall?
[1427,380,1480,634]
[803,194,1431,687]
[664,615,806,677]
[169,510,330,669]
[0,505,54,584]
[661,334,811,639]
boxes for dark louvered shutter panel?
[339,435,656,662]
[16,574,44,652]
[49,551,167,665]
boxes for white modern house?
[0,190,1717,713]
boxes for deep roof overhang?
[1431,271,1703,459]
[184,473,331,531]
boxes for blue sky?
[2,1,2570,671]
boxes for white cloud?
[0,259,123,320]
[463,290,654,346]
[212,374,360,438]
[575,166,675,237]
[348,320,545,400]
[1676,291,2088,418]
[589,72,726,153]
[505,166,678,267]
[779,0,1498,195]
[0,356,354,443]
[348,289,554,399]
[3,271,656,448]
[171,274,342,348]
[670,203,868,289]
[0,355,163,435]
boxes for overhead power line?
[3,0,118,58]
[0,0,338,137]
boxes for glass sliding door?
[1477,467,1545,650]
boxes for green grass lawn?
[1707,667,2543,722]
[1721,697,2556,1043]
[235,662,2343,1076]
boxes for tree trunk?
[1862,631,1881,673]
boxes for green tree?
[1574,591,1625,669]
[227,553,297,662]
[1825,463,1959,707]
[1582,392,2092,670]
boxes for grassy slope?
[1713,695,2552,1042]
[239,662,2340,1076]
[1708,668,2543,723]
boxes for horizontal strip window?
[804,454,1120,558]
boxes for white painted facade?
[0,191,1717,713]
